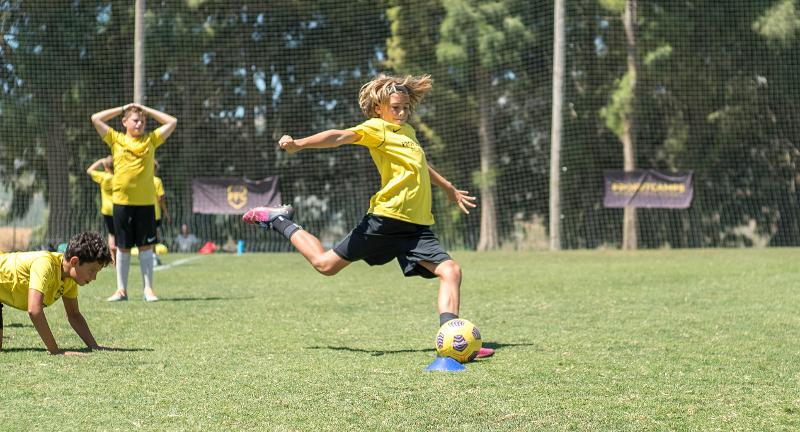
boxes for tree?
[435,0,533,251]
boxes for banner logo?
[604,170,693,209]
[226,185,248,209]
[192,177,281,215]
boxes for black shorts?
[103,215,115,235]
[333,214,451,279]
[155,219,162,228]
[113,204,157,249]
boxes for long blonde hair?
[358,74,433,118]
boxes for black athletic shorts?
[113,204,157,249]
[103,215,115,235]
[333,214,451,279]
[155,219,162,228]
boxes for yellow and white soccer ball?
[435,318,482,363]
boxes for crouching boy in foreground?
[0,232,113,355]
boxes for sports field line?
[153,255,203,272]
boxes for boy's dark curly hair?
[64,232,113,267]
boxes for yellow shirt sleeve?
[154,177,165,198]
[103,128,120,148]
[347,118,385,148]
[28,256,58,295]
[89,170,104,185]
[151,128,165,149]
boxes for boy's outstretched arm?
[130,103,178,140]
[27,289,82,355]
[91,106,125,138]
[63,297,106,351]
[278,130,359,154]
[428,164,477,215]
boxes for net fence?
[1,0,799,252]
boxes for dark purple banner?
[603,170,693,209]
[192,177,281,215]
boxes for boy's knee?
[311,259,341,276]
[437,260,461,282]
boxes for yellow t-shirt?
[89,170,114,216]
[0,252,78,311]
[103,128,164,206]
[347,118,434,226]
[153,176,165,221]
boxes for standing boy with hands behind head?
[91,103,177,302]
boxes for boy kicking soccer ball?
[243,74,493,360]
[0,232,113,355]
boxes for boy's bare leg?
[419,260,461,316]
[288,230,350,276]
[420,259,494,359]
[243,205,349,275]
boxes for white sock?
[116,250,131,293]
[139,249,154,290]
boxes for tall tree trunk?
[476,66,498,251]
[549,0,566,251]
[622,0,639,250]
[45,97,71,245]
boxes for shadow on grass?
[308,345,431,356]
[308,341,535,357]
[155,296,253,302]
[4,323,32,328]
[482,341,535,350]
[1,346,155,353]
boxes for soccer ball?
[435,319,482,363]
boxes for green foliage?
[3,0,800,249]
[642,44,671,66]
[753,0,800,47]
[436,0,534,72]
[598,0,624,14]
[599,73,633,141]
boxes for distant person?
[91,103,177,302]
[86,156,116,257]
[0,232,113,355]
[174,224,200,253]
[242,74,493,360]
[153,160,170,266]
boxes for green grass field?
[2,249,800,431]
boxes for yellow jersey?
[89,170,114,216]
[0,252,78,311]
[154,176,165,221]
[103,128,164,206]
[347,118,434,226]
